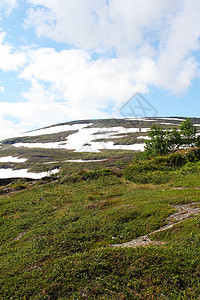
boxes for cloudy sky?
[0,0,199,139]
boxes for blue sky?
[0,0,199,139]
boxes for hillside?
[0,118,200,298]
[0,117,200,181]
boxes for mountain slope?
[0,147,200,299]
[0,117,200,179]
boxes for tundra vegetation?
[0,118,200,299]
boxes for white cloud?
[25,0,200,93]
[0,46,149,138]
[0,0,199,139]
[0,32,26,71]
[0,101,67,139]
[0,113,23,140]
[0,0,18,14]
[26,0,179,52]
[155,0,200,92]
[19,48,148,115]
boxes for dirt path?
[113,202,200,248]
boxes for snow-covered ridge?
[13,126,148,152]
[7,117,194,153]
[0,117,199,180]
[20,123,87,137]
[2,118,200,153]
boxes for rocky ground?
[113,202,200,248]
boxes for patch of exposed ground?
[113,202,200,248]
[13,231,27,241]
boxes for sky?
[0,0,199,139]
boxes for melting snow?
[137,136,151,140]
[160,122,180,126]
[156,117,185,121]
[128,118,154,122]
[0,168,59,179]
[65,159,107,162]
[13,126,148,152]
[0,156,27,163]
[13,141,145,152]
[46,159,107,164]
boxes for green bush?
[144,118,198,156]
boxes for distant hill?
[0,117,200,179]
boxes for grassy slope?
[0,150,200,299]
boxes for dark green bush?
[168,153,185,167]
[184,148,200,162]
[144,118,198,156]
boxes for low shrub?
[10,179,28,190]
[184,148,200,162]
[124,169,171,184]
[62,168,122,183]
[124,150,200,184]
[178,162,200,175]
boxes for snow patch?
[65,159,107,162]
[0,156,27,163]
[156,117,185,121]
[0,168,59,179]
[137,136,151,140]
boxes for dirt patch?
[13,231,26,241]
[113,202,200,248]
[113,236,165,248]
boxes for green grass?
[0,150,200,298]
